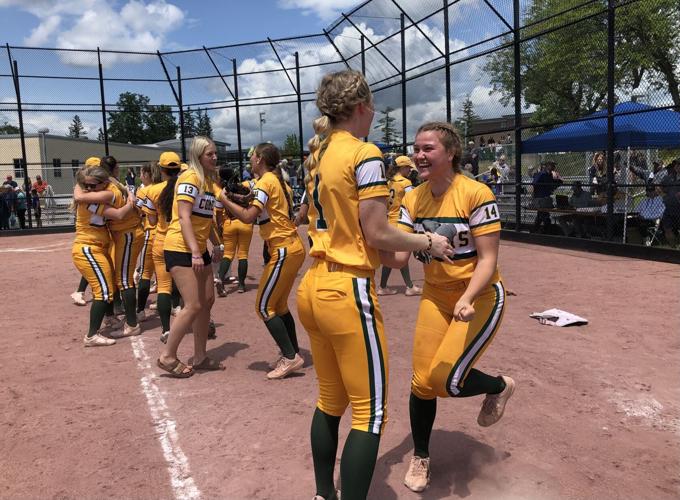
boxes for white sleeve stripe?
[397,205,413,227]
[177,183,198,198]
[356,159,386,188]
[469,202,500,227]
[254,189,268,205]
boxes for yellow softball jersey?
[135,184,156,231]
[164,169,223,253]
[106,182,141,232]
[307,129,389,270]
[398,174,501,285]
[141,181,170,236]
[387,174,413,224]
[251,171,297,248]
[74,199,111,247]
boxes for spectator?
[30,188,42,228]
[478,136,486,147]
[532,162,563,232]
[15,186,27,229]
[4,175,17,189]
[495,155,510,194]
[588,152,607,195]
[0,185,12,230]
[628,151,648,182]
[649,161,666,186]
[633,186,665,242]
[462,140,480,177]
[557,181,592,238]
[660,159,680,246]
[462,163,476,179]
[569,181,592,208]
[32,174,48,195]
[242,165,252,180]
[125,167,136,189]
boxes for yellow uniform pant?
[412,280,506,400]
[139,228,156,280]
[297,259,388,435]
[255,236,304,321]
[72,242,114,302]
[152,234,172,295]
[222,219,253,260]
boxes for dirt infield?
[1,231,678,499]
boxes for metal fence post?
[444,0,451,123]
[401,13,407,155]
[513,0,522,232]
[606,0,615,240]
[177,66,186,162]
[233,59,244,175]
[295,52,304,167]
[97,48,109,156]
[361,35,366,76]
[10,58,32,228]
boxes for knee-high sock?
[264,315,295,359]
[121,288,137,327]
[88,300,108,337]
[171,281,181,308]
[280,311,299,353]
[77,276,88,293]
[218,257,232,282]
[237,259,248,286]
[137,278,151,313]
[340,429,381,500]
[311,408,341,500]
[456,368,505,397]
[157,293,171,333]
[409,393,437,458]
[400,265,414,288]
[379,266,391,288]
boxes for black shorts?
[164,250,211,272]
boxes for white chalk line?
[0,242,71,253]
[130,336,202,500]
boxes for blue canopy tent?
[523,101,680,153]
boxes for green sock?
[400,265,414,288]
[410,393,437,458]
[113,291,123,314]
[122,288,138,327]
[340,429,381,500]
[379,266,391,288]
[106,301,114,316]
[218,257,232,282]
[280,311,299,354]
[88,300,108,337]
[311,408,341,500]
[157,293,172,332]
[237,259,248,286]
[455,368,505,397]
[171,281,181,308]
[77,276,88,293]
[137,279,151,313]
[264,315,295,359]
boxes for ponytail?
[158,170,180,223]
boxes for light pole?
[259,111,266,142]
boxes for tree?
[144,105,178,143]
[184,106,197,138]
[281,133,300,157]
[107,92,149,144]
[454,96,479,142]
[97,128,105,141]
[68,115,84,138]
[196,109,213,138]
[485,0,680,125]
[375,107,400,145]
[0,121,20,134]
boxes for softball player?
[384,122,515,492]
[377,155,422,297]
[135,162,162,317]
[216,171,256,295]
[72,165,136,346]
[295,70,453,500]
[141,152,182,343]
[158,138,225,378]
[222,143,305,380]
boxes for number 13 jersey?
[398,173,501,285]
[307,129,389,270]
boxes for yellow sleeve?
[355,143,388,200]
[397,189,416,233]
[135,185,147,210]
[175,171,200,204]
[468,184,501,236]
[141,185,158,216]
[252,175,273,211]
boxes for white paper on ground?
[530,308,588,327]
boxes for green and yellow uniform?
[107,183,144,291]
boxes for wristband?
[191,255,202,260]
[425,233,432,252]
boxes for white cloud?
[24,14,61,46]
[277,0,359,21]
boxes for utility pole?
[259,111,266,142]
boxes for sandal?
[157,358,194,378]
[192,357,225,371]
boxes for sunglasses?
[83,182,101,189]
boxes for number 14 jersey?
[398,173,501,285]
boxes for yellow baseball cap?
[395,155,414,168]
[159,151,181,168]
[85,157,100,167]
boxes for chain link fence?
[0,0,678,251]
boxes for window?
[13,158,23,178]
[71,159,80,177]
[53,158,62,178]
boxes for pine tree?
[144,105,178,143]
[281,133,299,157]
[0,121,20,134]
[454,96,479,143]
[196,109,213,138]
[375,107,400,145]
[68,115,84,138]
[184,107,197,138]
[97,128,105,141]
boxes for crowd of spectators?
[0,174,51,230]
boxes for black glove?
[413,249,432,264]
